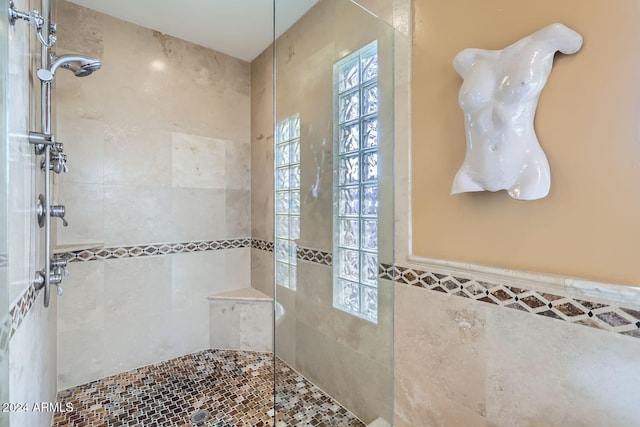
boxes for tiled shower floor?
[52,349,365,427]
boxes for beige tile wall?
[395,282,640,427]
[55,0,252,389]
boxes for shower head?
[37,54,102,82]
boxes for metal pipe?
[41,0,52,307]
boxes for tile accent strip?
[4,284,38,345]
[381,263,640,339]
[251,238,333,266]
[60,238,252,262]
[251,238,274,252]
[297,247,333,266]
[0,313,10,356]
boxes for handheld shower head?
[37,54,102,82]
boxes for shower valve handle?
[51,257,69,277]
[50,205,68,227]
[42,152,68,173]
[51,152,68,174]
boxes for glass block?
[338,58,359,93]
[339,91,359,124]
[275,239,289,263]
[289,265,297,290]
[362,185,378,217]
[290,190,300,214]
[289,165,300,189]
[290,139,300,163]
[363,117,378,148]
[338,280,360,313]
[339,154,359,185]
[361,50,378,82]
[361,252,378,286]
[338,249,359,281]
[339,123,359,154]
[362,219,378,251]
[339,187,360,216]
[339,219,359,249]
[362,151,378,182]
[276,191,289,214]
[276,215,289,239]
[289,242,298,264]
[290,216,300,240]
[276,143,290,167]
[290,115,300,139]
[277,119,290,144]
[276,167,290,190]
[362,84,378,115]
[361,286,378,321]
[276,261,289,287]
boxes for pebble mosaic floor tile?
[52,349,365,427]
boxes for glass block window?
[275,114,301,290]
[333,41,379,323]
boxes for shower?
[36,54,102,81]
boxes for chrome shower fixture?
[37,54,102,82]
[8,0,57,47]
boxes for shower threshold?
[52,349,365,427]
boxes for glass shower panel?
[0,0,10,424]
[274,0,395,424]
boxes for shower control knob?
[44,152,68,173]
[51,257,69,277]
[50,205,68,227]
[49,274,63,296]
[52,153,68,174]
[54,266,69,277]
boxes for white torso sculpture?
[451,23,583,200]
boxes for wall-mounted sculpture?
[451,23,583,200]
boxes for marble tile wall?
[54,0,252,390]
[394,270,640,427]
[6,0,58,426]
[249,39,275,303]
[57,248,251,390]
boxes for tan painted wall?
[411,0,640,285]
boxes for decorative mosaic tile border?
[0,313,10,357]
[5,284,38,345]
[60,238,252,262]
[297,247,333,266]
[251,238,274,252]
[251,238,333,266]
[382,263,640,339]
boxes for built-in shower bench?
[208,287,273,352]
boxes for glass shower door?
[273,0,395,424]
[0,0,10,425]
